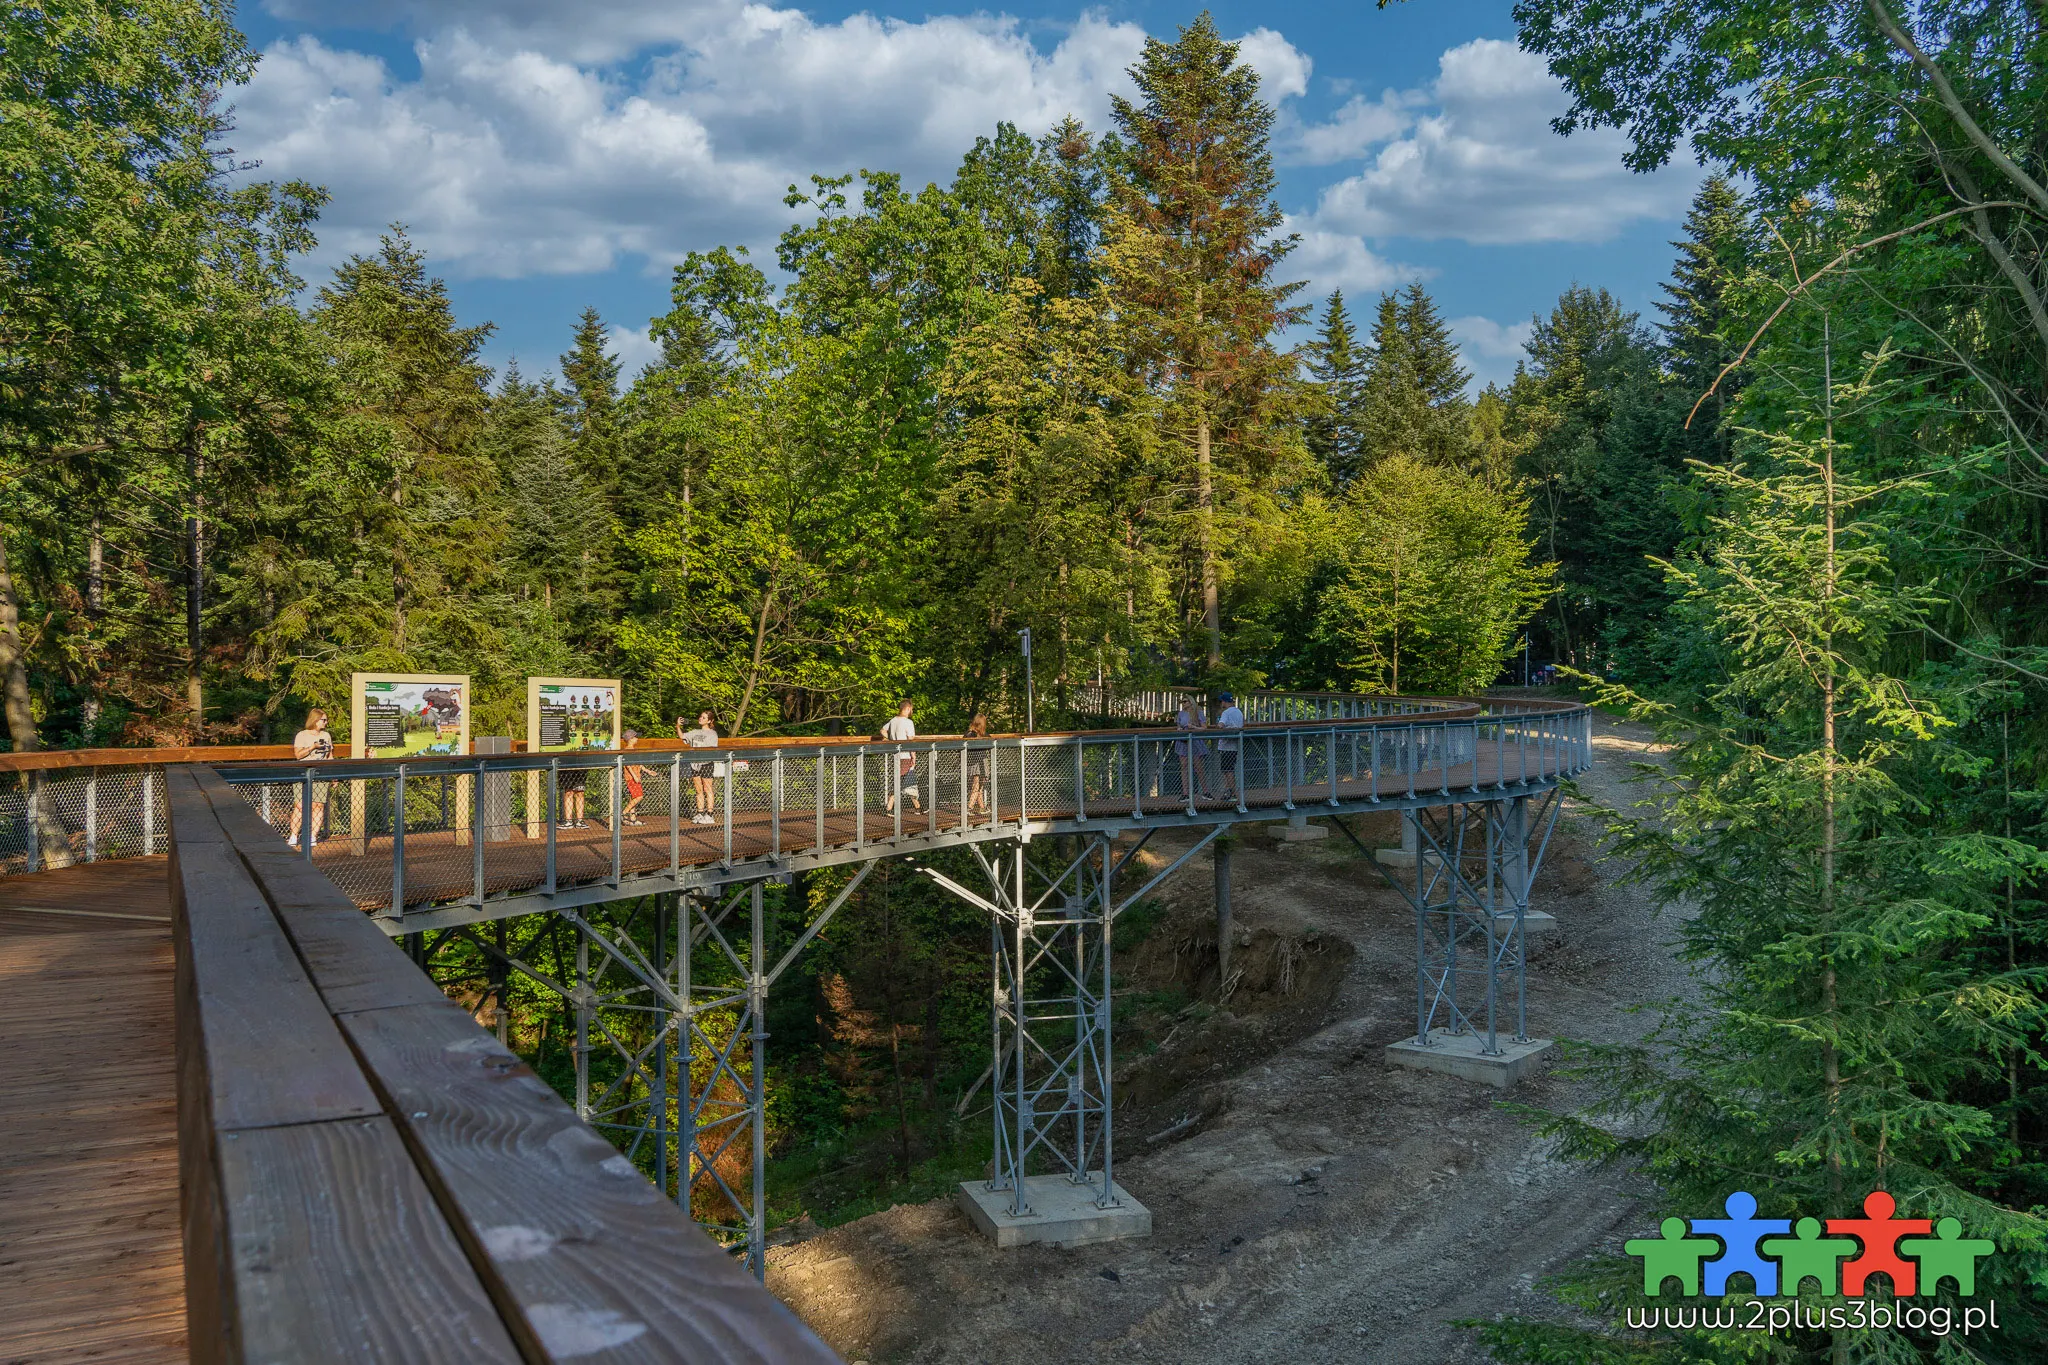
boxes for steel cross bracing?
[1352,793,1563,1055]
[416,867,876,1279]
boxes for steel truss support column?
[923,833,1140,1218]
[1380,792,1560,1055]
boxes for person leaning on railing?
[288,708,334,846]
[1215,692,1246,803]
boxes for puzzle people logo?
[1627,1191,1994,1299]
[1623,1191,2002,1337]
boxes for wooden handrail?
[168,764,840,1363]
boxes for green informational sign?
[351,674,470,759]
[526,677,621,754]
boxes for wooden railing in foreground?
[168,763,839,1363]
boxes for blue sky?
[229,1,1704,388]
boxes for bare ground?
[768,712,1686,1364]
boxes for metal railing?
[199,702,1591,921]
[0,694,1591,885]
[1074,683,1471,725]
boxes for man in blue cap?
[1215,691,1246,807]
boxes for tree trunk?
[0,538,39,752]
[82,519,103,741]
[1197,418,1221,670]
[392,474,407,651]
[1,538,74,865]
[186,444,206,727]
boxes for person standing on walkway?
[964,710,991,818]
[882,700,921,814]
[288,707,335,846]
[621,730,648,825]
[680,711,720,824]
[1215,691,1246,806]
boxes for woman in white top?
[678,711,720,824]
[882,700,921,814]
[288,708,335,846]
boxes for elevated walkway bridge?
[0,689,1589,1362]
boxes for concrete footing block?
[957,1174,1152,1249]
[1522,909,1558,946]
[1385,1030,1553,1089]
[1268,815,1329,841]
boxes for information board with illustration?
[350,673,471,759]
[527,678,621,754]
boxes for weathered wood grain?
[339,1001,840,1364]
[167,794,382,1131]
[196,777,445,1016]
[167,767,526,1365]
[175,762,843,1363]
[215,1117,523,1363]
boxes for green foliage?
[1105,11,1308,673]
[1361,283,1473,471]
[1305,291,1369,487]
[1316,456,1554,694]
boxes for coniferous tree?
[1305,291,1368,487]
[560,306,622,496]
[1659,174,1750,459]
[1360,284,1471,470]
[1507,284,1658,666]
[278,230,502,690]
[1105,11,1305,676]
[485,365,614,654]
[1039,116,1108,299]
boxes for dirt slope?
[768,711,1685,1364]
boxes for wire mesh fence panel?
[0,767,169,874]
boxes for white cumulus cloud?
[1291,38,1698,245]
[234,7,1165,279]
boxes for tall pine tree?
[1105,11,1305,675]
[560,306,622,499]
[1659,174,1750,459]
[1305,291,1368,487]
[1360,284,1471,470]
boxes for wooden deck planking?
[0,857,185,1365]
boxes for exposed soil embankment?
[768,713,1687,1365]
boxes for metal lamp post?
[1018,628,1034,732]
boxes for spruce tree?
[308,229,497,662]
[1483,335,2048,1362]
[1305,291,1368,488]
[1104,11,1304,675]
[1039,116,1107,300]
[485,365,615,653]
[560,306,622,498]
[1659,175,1749,457]
[1360,285,1471,470]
